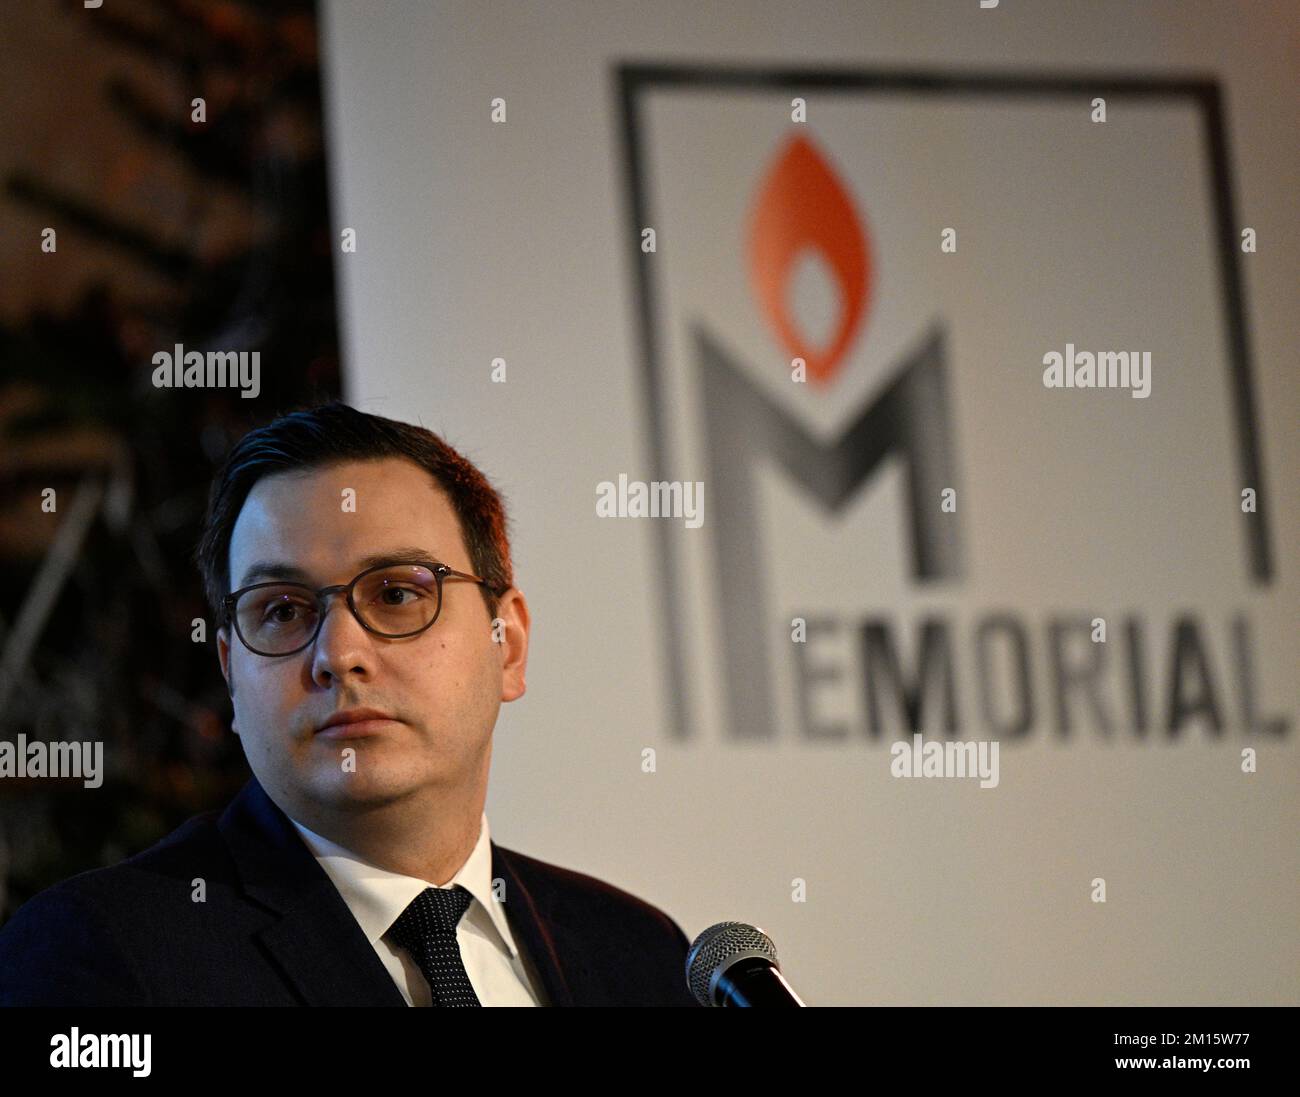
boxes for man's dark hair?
[195,402,513,626]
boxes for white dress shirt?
[290,811,545,1006]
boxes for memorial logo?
[618,65,1279,746]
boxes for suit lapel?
[217,776,587,1006]
[491,841,576,1007]
[217,777,407,1006]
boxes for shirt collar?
[288,810,518,960]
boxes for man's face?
[216,457,528,820]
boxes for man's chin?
[296,761,441,812]
[304,771,410,807]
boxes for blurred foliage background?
[0,0,340,917]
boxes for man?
[0,402,698,1006]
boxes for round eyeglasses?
[222,560,492,657]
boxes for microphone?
[685,922,805,1006]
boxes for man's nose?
[309,593,374,682]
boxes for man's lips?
[313,709,399,738]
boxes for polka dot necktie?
[387,885,482,1007]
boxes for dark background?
[0,0,340,916]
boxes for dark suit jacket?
[0,777,699,1006]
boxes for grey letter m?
[694,322,962,741]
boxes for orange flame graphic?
[747,133,872,386]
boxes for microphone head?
[685,921,780,1006]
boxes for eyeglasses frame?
[222,559,494,657]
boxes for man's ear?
[496,587,530,703]
[217,625,235,699]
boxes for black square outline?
[615,63,1271,743]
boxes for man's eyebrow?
[236,547,445,588]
